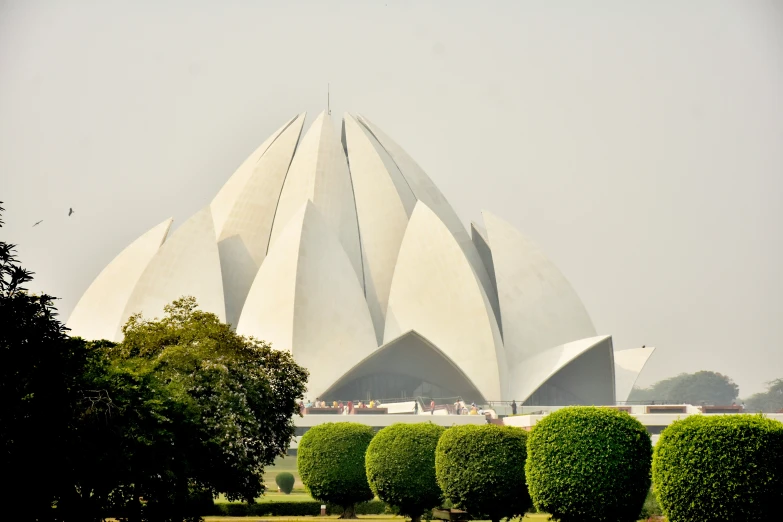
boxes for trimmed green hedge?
[652,414,783,522]
[275,471,295,494]
[435,424,531,522]
[366,422,445,522]
[212,499,386,516]
[525,406,652,522]
[297,422,375,515]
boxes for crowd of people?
[297,397,518,417]
[299,398,383,415]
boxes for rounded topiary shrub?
[275,471,295,494]
[297,422,374,518]
[525,406,652,522]
[435,424,530,522]
[652,414,783,522]
[366,422,445,522]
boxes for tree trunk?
[339,504,358,519]
[411,515,422,522]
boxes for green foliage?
[629,370,739,405]
[275,472,295,494]
[366,423,445,522]
[525,406,652,522]
[297,422,375,516]
[435,424,530,522]
[743,378,783,413]
[70,296,309,519]
[652,414,783,521]
[213,500,386,517]
[1,201,309,522]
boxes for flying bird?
[68,208,74,216]
[33,220,43,227]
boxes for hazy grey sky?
[2,1,781,396]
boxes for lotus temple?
[67,112,654,405]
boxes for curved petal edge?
[67,217,172,341]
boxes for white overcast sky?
[1,1,781,396]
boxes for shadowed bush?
[366,422,445,522]
[435,424,531,522]
[297,422,374,518]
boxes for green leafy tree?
[435,424,530,522]
[743,379,783,412]
[629,370,739,405]
[297,422,374,518]
[365,423,445,522]
[525,407,652,522]
[653,414,783,521]
[69,297,309,521]
[275,472,296,494]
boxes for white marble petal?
[384,202,506,401]
[67,218,172,341]
[269,111,362,286]
[511,335,615,405]
[120,207,225,336]
[210,115,298,236]
[357,115,501,322]
[483,211,596,369]
[237,201,377,399]
[614,347,656,402]
[342,113,412,343]
[217,113,306,327]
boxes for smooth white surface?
[484,211,597,369]
[269,112,362,286]
[217,113,305,327]
[237,202,377,399]
[120,206,225,336]
[614,347,657,402]
[511,335,614,404]
[210,115,296,237]
[358,115,500,322]
[67,217,172,341]
[384,202,505,400]
[342,113,412,342]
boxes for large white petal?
[483,211,596,368]
[237,201,377,399]
[384,201,505,401]
[67,218,172,341]
[269,112,362,286]
[217,113,306,327]
[120,207,225,335]
[342,113,413,342]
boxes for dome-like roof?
[68,112,653,404]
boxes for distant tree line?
[630,370,782,412]
[629,370,739,405]
[743,379,783,413]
